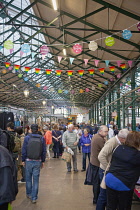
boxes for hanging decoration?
[72,44,82,54]
[70,57,74,64]
[84,59,89,66]
[31,52,35,59]
[85,88,90,92]
[14,64,20,72]
[64,90,69,94]
[43,86,48,90]
[117,73,121,78]
[36,83,41,88]
[23,77,28,82]
[105,37,115,46]
[67,70,73,76]
[56,70,62,77]
[20,51,24,57]
[78,70,84,77]
[109,66,115,73]
[24,66,30,73]
[94,60,99,67]
[128,60,133,68]
[45,69,52,76]
[2,69,7,74]
[117,60,121,67]
[58,89,63,93]
[104,81,108,85]
[40,45,49,58]
[120,64,127,71]
[4,62,11,69]
[18,74,23,78]
[99,68,105,75]
[79,89,84,93]
[35,68,41,75]
[71,90,75,94]
[105,60,110,67]
[88,69,94,76]
[88,41,98,51]
[127,81,131,85]
[92,85,95,90]
[122,30,132,40]
[110,77,114,82]
[137,23,140,31]
[0,46,3,50]
[4,40,14,53]
[21,44,30,53]
[98,84,102,88]
[50,88,54,92]
[58,56,62,63]
[9,66,13,70]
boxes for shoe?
[67,169,71,172]
[81,169,86,172]
[53,156,56,158]
[74,169,78,173]
[26,195,31,199]
[32,200,37,204]
[57,156,59,158]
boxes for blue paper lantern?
[21,44,30,53]
[104,80,108,85]
[122,30,132,40]
[24,77,28,81]
[64,90,69,94]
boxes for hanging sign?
[71,90,75,94]
[122,30,132,40]
[4,40,13,49]
[99,68,105,75]
[56,70,62,77]
[109,66,115,73]
[50,88,54,92]
[105,37,115,46]
[88,41,98,51]
[67,70,73,76]
[72,44,82,54]
[64,90,69,94]
[40,45,49,55]
[4,62,11,69]
[35,68,41,75]
[78,70,84,77]
[45,69,52,76]
[21,44,30,53]
[137,23,140,31]
[24,66,30,73]
[88,69,94,76]
[36,83,41,88]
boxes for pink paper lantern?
[117,73,121,78]
[43,86,48,90]
[137,23,140,31]
[85,88,90,92]
[110,77,114,82]
[71,90,75,94]
[40,45,49,55]
[120,83,123,87]
[72,44,82,54]
[138,89,140,92]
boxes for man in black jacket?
[0,145,18,209]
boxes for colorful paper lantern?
[4,62,11,69]
[79,89,84,93]
[120,64,127,71]
[88,69,94,76]
[88,41,98,51]
[35,68,41,75]
[85,88,90,92]
[109,66,115,73]
[78,70,84,77]
[56,70,62,77]
[4,40,13,49]
[117,73,121,78]
[45,69,52,76]
[40,45,49,55]
[104,81,108,85]
[110,77,114,82]
[92,85,95,90]
[18,74,23,78]
[50,88,54,92]
[71,90,75,94]
[99,68,105,75]
[21,44,30,53]
[24,66,30,73]
[137,23,140,31]
[122,30,132,40]
[9,66,13,70]
[64,90,69,94]
[43,86,48,90]
[14,64,20,72]
[23,77,28,82]
[72,44,82,54]
[67,70,73,76]
[36,83,41,88]
[105,37,115,46]
[98,84,102,88]
[2,69,7,74]
[127,81,131,85]
[58,89,63,93]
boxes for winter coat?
[80,134,92,153]
[44,130,52,145]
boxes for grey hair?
[68,124,74,129]
[98,125,108,132]
[118,129,129,139]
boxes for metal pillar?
[95,104,97,124]
[122,96,125,128]
[97,102,99,123]
[109,92,112,122]
[117,85,121,129]
[131,69,136,130]
[103,97,106,125]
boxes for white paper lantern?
[88,41,98,51]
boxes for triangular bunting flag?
[84,59,89,66]
[45,69,52,76]
[99,68,105,75]
[56,70,62,77]
[109,66,115,73]
[88,69,94,76]
[70,57,74,64]
[105,60,110,67]
[4,62,11,69]
[128,60,133,68]
[120,64,127,71]
[67,70,73,76]
[35,68,41,75]
[24,66,30,73]
[117,60,122,67]
[94,60,99,67]
[14,64,20,72]
[58,56,62,63]
[78,70,84,77]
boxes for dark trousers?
[0,203,8,210]
[21,165,26,182]
[53,142,60,157]
[82,153,90,170]
[92,165,100,203]
[106,186,133,210]
[96,168,107,210]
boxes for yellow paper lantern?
[36,83,41,88]
[2,69,7,74]
[79,89,84,93]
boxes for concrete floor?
[12,153,140,210]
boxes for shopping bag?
[8,203,12,210]
[61,152,72,163]
[100,174,106,189]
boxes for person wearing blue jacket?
[22,124,46,204]
[80,128,92,171]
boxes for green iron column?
[92,105,95,124]
[117,84,121,129]
[97,101,99,124]
[109,92,112,122]
[89,109,91,121]
[95,103,97,124]
[131,69,136,131]
[103,97,106,125]
[122,96,125,128]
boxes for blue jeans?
[25,160,41,201]
[82,153,90,170]
[96,168,107,210]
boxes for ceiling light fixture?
[63,48,66,56]
[23,89,29,97]
[52,0,57,11]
